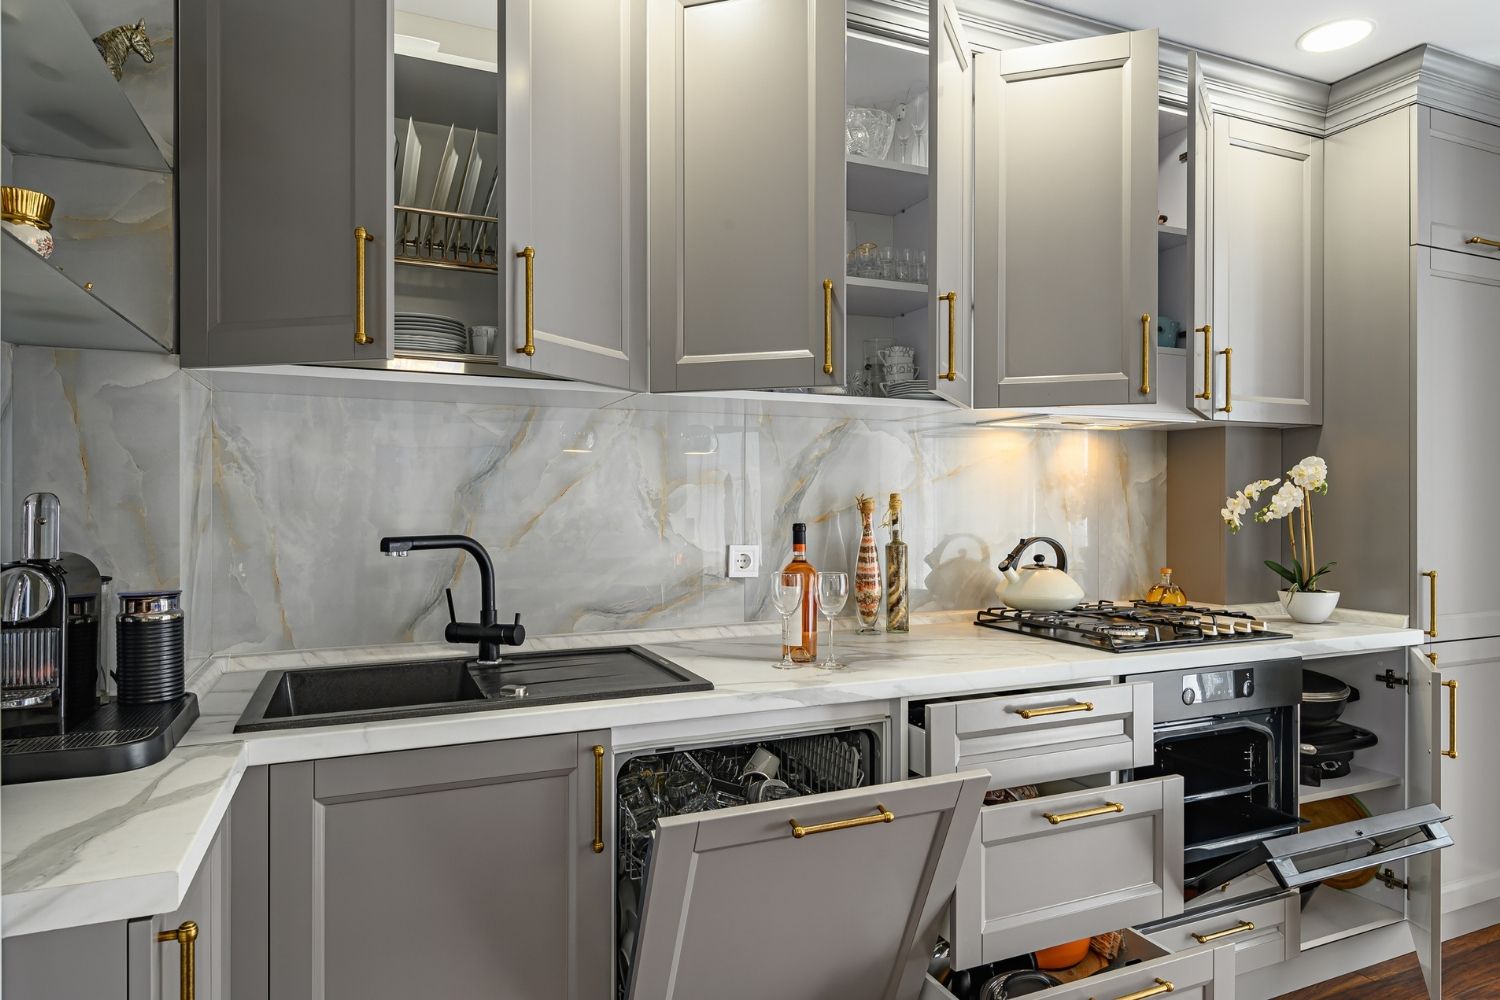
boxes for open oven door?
[1406,646,1447,1000]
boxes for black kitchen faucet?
[379,534,525,664]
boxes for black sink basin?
[233,646,713,732]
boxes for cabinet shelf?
[0,231,169,353]
[1300,886,1403,951]
[1298,766,1402,804]
[846,276,927,317]
[1157,225,1188,250]
[1,0,169,171]
[847,155,929,216]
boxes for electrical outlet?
[727,544,761,579]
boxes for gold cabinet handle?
[1015,701,1094,719]
[822,278,835,376]
[1115,979,1175,1000]
[353,227,375,346]
[790,804,893,838]
[1192,919,1255,943]
[1139,313,1152,394]
[940,291,958,381]
[1043,801,1125,826]
[1467,235,1500,249]
[156,920,198,1000]
[515,246,536,356]
[1422,569,1438,637]
[1442,679,1458,760]
[1217,347,1233,413]
[591,745,605,854]
[1194,325,1213,400]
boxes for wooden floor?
[1278,924,1500,998]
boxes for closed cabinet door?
[179,0,391,367]
[928,0,973,407]
[1415,248,1500,642]
[133,823,231,1000]
[647,0,846,392]
[974,30,1158,408]
[1429,637,1500,914]
[268,734,611,1000]
[1414,107,1500,259]
[1207,117,1323,425]
[504,0,648,389]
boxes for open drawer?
[1136,883,1299,975]
[949,775,1185,968]
[924,935,1237,999]
[910,682,1155,788]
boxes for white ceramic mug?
[469,325,497,355]
[879,346,915,367]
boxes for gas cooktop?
[974,601,1294,652]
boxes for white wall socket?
[727,544,761,578]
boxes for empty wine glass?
[909,89,929,168]
[770,572,806,670]
[816,572,850,670]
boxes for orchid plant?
[1222,456,1334,593]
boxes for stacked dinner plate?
[395,313,468,355]
[881,379,941,400]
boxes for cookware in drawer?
[911,682,1154,788]
[949,775,1185,968]
[1136,884,1299,975]
[923,936,1236,1000]
[1416,107,1500,258]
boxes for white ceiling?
[1029,0,1500,84]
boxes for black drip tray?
[1185,797,1304,860]
[1,695,199,784]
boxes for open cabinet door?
[1407,646,1446,1000]
[1187,52,1216,418]
[928,0,973,407]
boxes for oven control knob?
[1241,678,1255,697]
[1181,688,1196,705]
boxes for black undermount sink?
[233,646,713,733]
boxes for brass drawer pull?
[1194,325,1213,400]
[157,920,198,1000]
[1467,235,1500,249]
[940,291,958,381]
[592,745,606,854]
[1043,801,1124,825]
[1217,347,1233,413]
[1015,701,1095,720]
[1115,979,1174,1000]
[354,227,375,346]
[515,246,536,356]
[790,804,893,838]
[1442,680,1458,760]
[822,279,835,376]
[1422,570,1438,637]
[1139,313,1152,394]
[1192,919,1255,943]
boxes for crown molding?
[1327,45,1500,133]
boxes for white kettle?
[996,536,1085,612]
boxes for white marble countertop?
[2,607,1421,938]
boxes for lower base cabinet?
[1433,638,1500,914]
[265,732,611,1000]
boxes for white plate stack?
[881,379,941,400]
[395,313,468,355]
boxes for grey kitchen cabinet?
[267,733,611,1000]
[1195,116,1324,426]
[647,0,846,392]
[1413,107,1500,259]
[927,0,975,407]
[973,30,1159,408]
[1430,637,1500,915]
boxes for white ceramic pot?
[1280,589,1340,624]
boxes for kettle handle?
[998,536,1069,574]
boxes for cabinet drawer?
[1136,886,1299,975]
[1417,107,1500,258]
[925,936,1236,1000]
[949,775,1184,968]
[910,683,1154,788]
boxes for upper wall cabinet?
[973,30,1160,409]
[928,0,976,407]
[1413,107,1500,260]
[179,0,647,389]
[647,0,846,392]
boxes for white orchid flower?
[1289,456,1328,493]
[1256,481,1306,522]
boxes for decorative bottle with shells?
[854,495,882,633]
[884,492,910,633]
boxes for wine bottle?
[884,493,909,633]
[782,523,819,662]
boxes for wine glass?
[816,572,849,670]
[770,572,806,670]
[909,89,929,168]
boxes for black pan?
[1302,669,1358,727]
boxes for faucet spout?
[378,534,520,663]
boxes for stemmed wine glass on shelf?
[816,572,849,671]
[770,572,805,670]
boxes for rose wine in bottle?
[884,493,909,633]
[783,523,819,663]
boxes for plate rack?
[394,205,498,272]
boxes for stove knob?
[1241,677,1255,697]
[1181,688,1196,706]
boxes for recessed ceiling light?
[1296,18,1374,53]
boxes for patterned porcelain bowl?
[2,186,56,259]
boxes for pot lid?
[1301,669,1350,702]
[626,771,987,1000]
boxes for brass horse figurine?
[94,19,154,81]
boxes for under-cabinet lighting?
[977,415,1155,432]
[1296,19,1374,53]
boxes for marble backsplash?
[3,347,1166,657]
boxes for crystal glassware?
[816,571,850,670]
[845,107,895,159]
[770,572,806,669]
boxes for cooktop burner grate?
[974,600,1294,652]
